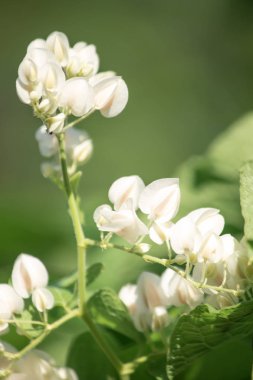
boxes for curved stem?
[57,133,86,315]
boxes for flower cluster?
[16,31,128,133]
[0,254,54,334]
[95,175,253,311]
[119,269,203,332]
[35,125,93,178]
[0,343,77,380]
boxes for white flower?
[220,234,235,261]
[39,62,65,96]
[47,113,66,133]
[197,233,223,263]
[58,78,94,117]
[139,178,180,223]
[108,175,145,211]
[12,254,49,299]
[90,73,128,117]
[93,204,148,244]
[186,208,224,236]
[65,128,93,164]
[170,216,202,258]
[149,221,173,245]
[136,272,167,310]
[32,288,54,312]
[160,268,203,308]
[67,42,99,77]
[119,284,137,316]
[46,31,69,67]
[37,97,58,115]
[0,285,24,334]
[151,306,169,331]
[35,126,58,157]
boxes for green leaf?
[87,288,141,341]
[87,262,104,286]
[15,310,43,338]
[48,286,75,309]
[67,331,117,379]
[240,161,253,241]
[167,302,253,379]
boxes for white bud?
[134,243,151,253]
[0,284,24,334]
[151,306,169,331]
[93,204,148,244]
[27,38,47,52]
[160,268,203,308]
[139,178,180,223]
[18,58,38,86]
[32,287,54,312]
[37,97,58,115]
[35,126,58,157]
[186,208,225,236]
[12,254,49,298]
[58,78,94,117]
[108,175,145,211]
[65,128,93,164]
[118,284,137,316]
[149,221,173,245]
[46,31,69,66]
[39,62,65,96]
[47,113,66,133]
[91,75,128,118]
[67,42,99,77]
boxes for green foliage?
[87,262,104,287]
[48,287,74,309]
[15,310,43,339]
[166,302,253,379]
[87,288,141,341]
[240,161,253,241]
[67,332,117,379]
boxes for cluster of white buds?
[17,31,128,134]
[93,176,180,244]
[0,343,78,380]
[35,125,93,177]
[0,254,54,334]
[119,269,203,332]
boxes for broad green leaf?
[87,288,141,341]
[48,286,74,309]
[167,302,253,379]
[87,262,104,286]
[67,331,117,379]
[15,310,43,338]
[240,161,253,241]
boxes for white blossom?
[32,288,55,312]
[139,178,180,223]
[58,78,94,117]
[0,285,24,334]
[197,233,223,263]
[46,31,69,67]
[35,126,58,157]
[47,113,66,133]
[108,175,145,211]
[149,221,173,245]
[91,74,128,118]
[39,62,65,96]
[160,268,203,308]
[12,254,49,299]
[93,204,148,244]
[186,208,224,236]
[67,42,99,77]
[65,128,93,165]
[119,284,137,316]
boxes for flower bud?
[67,42,99,78]
[91,75,128,117]
[46,31,69,67]
[134,243,151,254]
[139,178,180,223]
[58,78,94,117]
[187,208,224,236]
[32,287,54,312]
[108,175,145,211]
[47,113,65,133]
[65,128,93,164]
[37,97,58,115]
[12,254,49,299]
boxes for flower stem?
[57,133,86,315]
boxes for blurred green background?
[1,0,253,377]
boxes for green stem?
[57,133,86,315]
[63,108,95,131]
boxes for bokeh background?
[1,0,253,378]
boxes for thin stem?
[63,108,95,131]
[57,133,86,315]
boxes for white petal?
[197,233,223,263]
[118,284,137,315]
[16,79,31,104]
[46,31,69,66]
[18,58,38,86]
[58,78,94,117]
[27,48,55,68]
[35,126,58,157]
[187,208,225,236]
[170,217,202,255]
[137,272,166,310]
[0,284,24,314]
[32,288,54,312]
[220,234,235,260]
[100,77,128,118]
[39,62,65,95]
[27,38,47,52]
[149,221,173,245]
[93,76,119,109]
[12,254,49,298]
[139,178,180,222]
[47,113,66,133]
[108,175,145,210]
[89,71,115,86]
[65,128,93,164]
[151,306,169,331]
